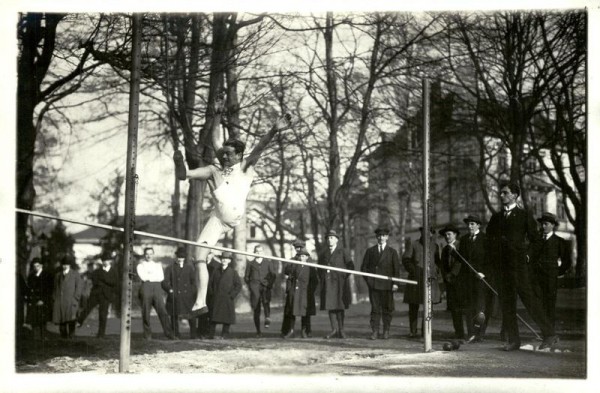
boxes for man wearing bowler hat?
[487,182,557,351]
[361,227,401,339]
[529,212,572,330]
[458,215,495,342]
[439,224,473,341]
[319,230,355,339]
[162,247,198,339]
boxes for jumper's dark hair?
[500,181,521,197]
[223,138,245,155]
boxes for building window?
[250,225,257,239]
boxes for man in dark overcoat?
[402,227,441,338]
[487,182,557,351]
[281,248,318,338]
[361,227,401,340]
[440,224,472,341]
[244,245,277,337]
[319,230,354,339]
[529,212,572,330]
[162,247,198,339]
[458,214,495,342]
[52,255,83,338]
[26,258,54,340]
[77,251,119,338]
[207,252,242,339]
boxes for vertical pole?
[422,78,432,352]
[119,13,143,373]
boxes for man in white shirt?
[136,247,175,340]
[173,114,291,317]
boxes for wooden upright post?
[119,13,143,373]
[422,78,432,352]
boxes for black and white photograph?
[2,0,598,392]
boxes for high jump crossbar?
[16,208,418,286]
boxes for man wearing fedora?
[487,182,557,351]
[319,230,355,339]
[439,224,473,341]
[162,247,198,339]
[458,215,495,342]
[529,212,572,330]
[361,227,401,340]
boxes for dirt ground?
[12,288,589,391]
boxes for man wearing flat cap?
[162,247,198,339]
[487,182,557,351]
[458,215,495,342]
[528,212,572,331]
[361,227,401,340]
[439,224,473,341]
[319,230,355,339]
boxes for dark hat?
[374,227,390,236]
[221,251,233,260]
[537,212,558,226]
[463,214,483,225]
[325,230,339,238]
[175,247,186,258]
[60,255,75,266]
[100,251,115,261]
[438,224,460,236]
[297,247,310,257]
[292,239,306,248]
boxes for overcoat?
[402,238,441,305]
[318,246,354,311]
[458,232,495,303]
[284,259,318,317]
[26,269,53,325]
[244,258,277,309]
[440,240,472,311]
[208,265,242,325]
[361,244,401,291]
[162,262,197,316]
[52,269,83,323]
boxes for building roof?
[72,214,183,244]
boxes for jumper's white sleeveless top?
[208,161,255,226]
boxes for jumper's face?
[541,221,554,234]
[444,231,457,244]
[467,221,480,236]
[144,250,154,261]
[376,233,389,245]
[221,146,242,167]
[499,186,517,206]
[327,236,338,248]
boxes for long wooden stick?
[16,208,418,286]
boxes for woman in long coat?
[26,258,53,340]
[402,227,441,337]
[319,230,354,339]
[52,256,83,338]
[207,252,242,339]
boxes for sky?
[1,0,600,392]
